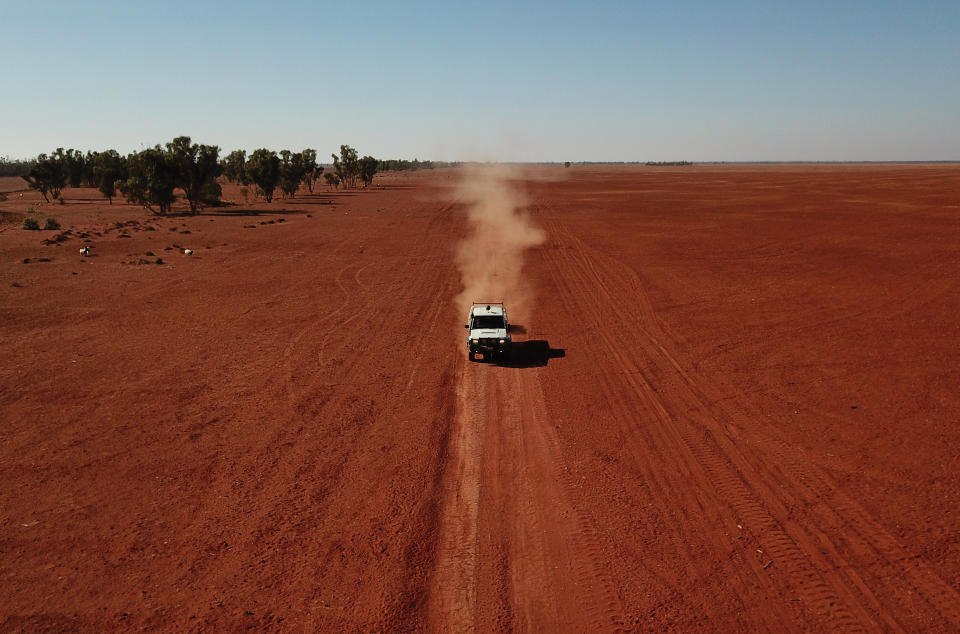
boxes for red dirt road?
[2,166,959,631]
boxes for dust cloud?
[454,166,546,322]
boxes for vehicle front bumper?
[467,338,509,358]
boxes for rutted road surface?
[2,167,958,631]
[430,356,624,632]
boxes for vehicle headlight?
[471,339,479,344]
[499,339,505,344]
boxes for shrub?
[0,193,7,202]
[22,218,40,230]
[43,217,61,230]
[200,180,222,206]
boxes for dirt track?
[2,166,959,630]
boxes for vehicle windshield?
[472,315,505,330]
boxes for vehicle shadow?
[493,340,566,368]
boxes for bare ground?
[1,166,958,631]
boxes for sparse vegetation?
[332,144,360,189]
[378,159,456,171]
[43,217,61,230]
[200,179,223,206]
[121,147,179,215]
[0,156,34,177]
[23,149,68,202]
[90,150,126,204]
[11,138,382,212]
[221,149,249,185]
[166,136,222,213]
[301,149,321,192]
[278,150,306,198]
[65,149,85,188]
[246,149,281,203]
[81,151,97,187]
[359,156,378,187]
[22,218,40,230]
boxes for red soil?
[1,166,958,631]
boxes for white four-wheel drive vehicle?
[465,303,510,362]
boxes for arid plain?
[1,165,958,631]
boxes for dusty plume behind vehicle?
[453,165,545,323]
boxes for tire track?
[546,219,885,630]
[538,223,791,631]
[511,366,627,631]
[430,356,628,632]
[429,355,486,631]
[571,223,960,630]
[282,200,457,417]
[541,213,960,631]
[195,201,461,627]
[429,187,624,630]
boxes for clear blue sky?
[2,0,958,161]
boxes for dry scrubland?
[1,165,959,631]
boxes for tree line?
[15,139,381,214]
[377,158,460,171]
[0,156,34,178]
